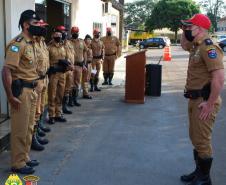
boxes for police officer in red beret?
[180,14,224,185]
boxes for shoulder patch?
[207,48,217,59]
[15,36,23,42]
[10,45,20,52]
[204,39,213,46]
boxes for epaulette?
[204,39,213,45]
[15,36,24,42]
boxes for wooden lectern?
[125,50,146,104]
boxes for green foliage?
[199,0,226,32]
[145,0,200,41]
[124,0,157,29]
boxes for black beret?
[84,34,92,40]
[19,10,40,28]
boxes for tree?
[124,0,157,30]
[145,0,200,42]
[199,0,226,32]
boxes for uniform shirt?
[70,38,87,62]
[63,40,75,65]
[91,39,104,57]
[101,36,120,55]
[4,33,38,81]
[86,45,93,62]
[48,41,68,67]
[35,36,49,77]
[186,35,224,90]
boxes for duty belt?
[184,89,210,101]
[105,53,116,56]
[74,62,84,67]
[93,55,102,59]
[23,80,38,89]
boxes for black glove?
[58,59,71,67]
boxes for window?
[148,38,153,42]
[93,22,103,36]
[111,15,117,26]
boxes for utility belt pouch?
[202,83,211,101]
[11,79,23,98]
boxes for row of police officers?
[2,9,121,174]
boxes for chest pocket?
[51,47,64,60]
[191,49,201,64]
[21,45,35,67]
[79,41,84,50]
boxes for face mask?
[53,37,62,43]
[94,35,100,39]
[40,27,47,37]
[72,33,79,39]
[62,32,67,40]
[107,32,112,36]
[184,30,195,42]
[28,25,47,36]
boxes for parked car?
[139,37,166,49]
[218,39,226,52]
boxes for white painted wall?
[111,7,120,38]
[5,0,35,43]
[71,0,120,39]
[0,0,7,114]
[71,0,103,38]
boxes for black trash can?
[145,63,162,96]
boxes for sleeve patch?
[10,45,20,52]
[207,49,217,59]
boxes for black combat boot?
[11,165,35,174]
[83,94,92,99]
[94,77,101,91]
[31,134,45,151]
[102,73,109,85]
[68,94,74,107]
[36,131,49,145]
[55,115,67,122]
[181,150,199,182]
[48,117,55,125]
[37,126,46,137]
[26,160,39,167]
[38,115,51,133]
[90,79,94,92]
[72,88,81,106]
[62,96,72,114]
[187,157,213,185]
[108,73,114,85]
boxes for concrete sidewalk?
[0,47,226,185]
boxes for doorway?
[0,0,8,123]
[35,0,71,42]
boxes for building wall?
[71,0,120,39]
[111,7,120,38]
[217,19,226,32]
[71,0,103,38]
[0,0,6,114]
[5,0,35,43]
